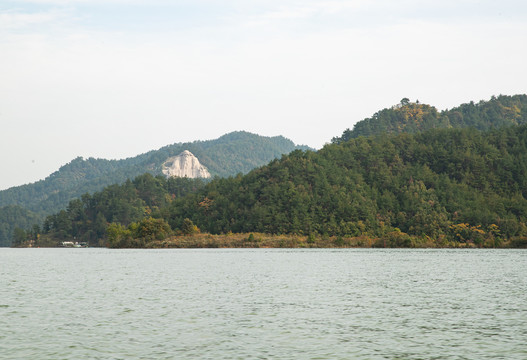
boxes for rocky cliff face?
[162,150,211,179]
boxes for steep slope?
[162,151,211,178]
[146,131,311,177]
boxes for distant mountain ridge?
[0,131,309,246]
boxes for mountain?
[33,123,527,248]
[332,94,527,143]
[158,125,527,247]
[0,131,309,246]
[0,205,41,247]
[12,95,527,248]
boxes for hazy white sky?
[1,0,526,190]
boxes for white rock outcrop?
[162,150,211,179]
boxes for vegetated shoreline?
[124,232,526,249]
[14,231,527,249]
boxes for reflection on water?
[1,248,526,359]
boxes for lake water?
[1,248,526,359]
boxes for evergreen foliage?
[164,125,527,246]
[332,95,527,143]
[10,95,527,247]
[38,174,205,247]
[0,205,42,247]
[35,124,527,248]
[0,131,306,246]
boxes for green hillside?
[0,131,308,246]
[0,205,42,247]
[332,95,527,143]
[30,124,527,248]
[163,125,527,247]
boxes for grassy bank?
[139,232,522,249]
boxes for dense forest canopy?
[25,123,527,248]
[0,131,306,214]
[0,205,42,247]
[16,175,206,247]
[161,125,527,246]
[0,131,307,246]
[332,94,527,144]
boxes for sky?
[1,0,527,190]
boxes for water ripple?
[0,248,526,359]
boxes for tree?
[135,217,172,241]
[181,218,199,235]
[106,223,131,248]
[12,227,27,247]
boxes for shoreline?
[133,232,520,249]
[14,232,527,249]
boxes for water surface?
[1,248,526,359]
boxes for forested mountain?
[0,205,42,247]
[13,175,205,247]
[31,124,527,248]
[332,95,527,143]
[1,131,308,246]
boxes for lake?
[1,248,526,359]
